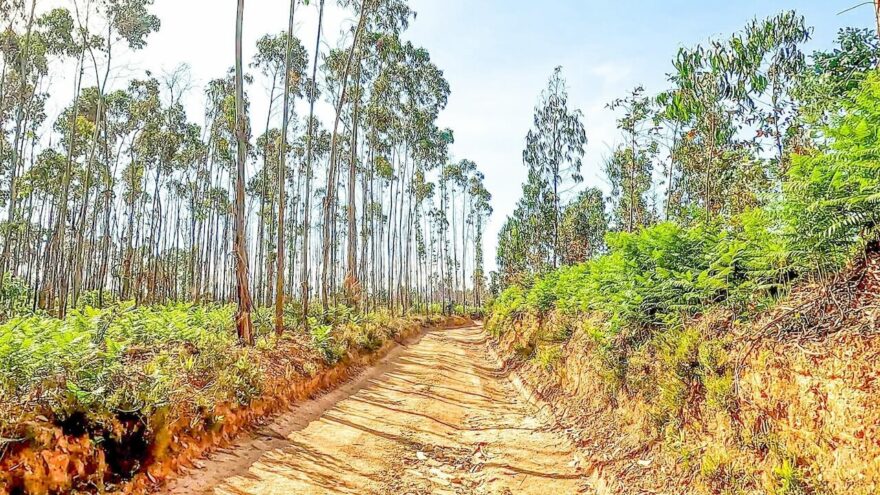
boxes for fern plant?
[786,71,880,268]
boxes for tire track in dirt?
[163,325,587,494]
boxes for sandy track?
[163,326,586,494]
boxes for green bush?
[309,323,345,364]
[490,216,792,342]
[771,458,809,495]
[487,285,527,335]
[0,301,435,438]
[785,71,880,271]
[0,303,263,431]
[0,274,31,320]
[533,344,562,371]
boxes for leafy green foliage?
[0,274,30,320]
[785,71,880,270]
[559,187,608,264]
[771,458,808,495]
[606,86,658,232]
[310,323,345,364]
[795,27,880,124]
[0,302,434,438]
[0,304,261,430]
[491,213,793,337]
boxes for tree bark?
[234,0,255,345]
[275,0,297,336]
[321,0,369,311]
[302,0,326,329]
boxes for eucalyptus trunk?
[234,0,255,345]
[321,0,368,311]
[275,0,297,336]
[302,0,326,329]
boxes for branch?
[837,1,874,15]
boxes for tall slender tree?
[606,86,657,232]
[523,66,586,268]
[302,0,325,328]
[275,0,298,335]
[321,0,370,311]
[234,0,254,344]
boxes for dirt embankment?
[0,316,473,495]
[490,254,880,494]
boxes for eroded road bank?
[164,325,586,494]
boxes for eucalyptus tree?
[344,0,415,308]
[233,0,254,345]
[395,43,449,309]
[495,165,549,284]
[795,28,880,126]
[320,0,371,311]
[1,5,75,290]
[358,31,401,308]
[661,43,744,220]
[523,66,586,268]
[251,29,307,307]
[37,0,159,314]
[445,159,474,302]
[276,0,308,334]
[496,215,529,287]
[252,32,288,306]
[0,0,37,280]
[73,0,160,301]
[117,77,159,301]
[656,12,812,222]
[197,74,245,302]
[559,187,606,264]
[468,170,492,306]
[737,11,811,172]
[606,86,657,232]
[302,0,326,328]
[0,0,493,324]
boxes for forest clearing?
[2,0,880,493]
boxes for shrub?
[309,323,345,364]
[533,344,562,371]
[771,458,808,495]
[0,274,30,320]
[342,322,385,352]
[0,304,264,430]
[487,285,527,334]
[75,290,116,310]
[785,71,880,271]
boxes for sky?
[41,0,876,272]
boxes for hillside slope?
[488,249,880,494]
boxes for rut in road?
[164,325,586,495]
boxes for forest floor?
[161,325,586,495]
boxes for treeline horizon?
[0,0,493,336]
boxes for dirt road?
[164,325,586,494]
